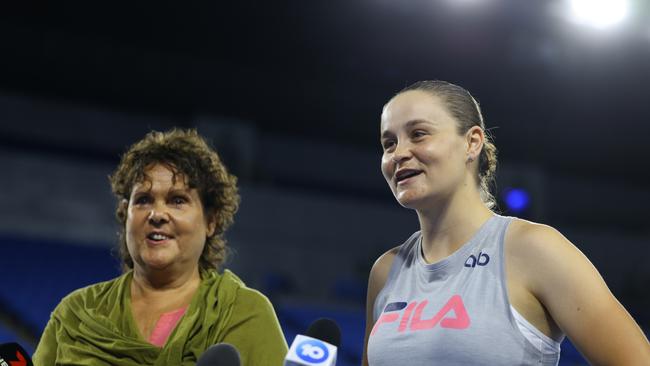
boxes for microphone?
[196,343,241,366]
[0,342,33,366]
[305,318,341,348]
[284,318,340,366]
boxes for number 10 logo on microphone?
[284,334,337,366]
[297,339,329,363]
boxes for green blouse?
[33,269,288,366]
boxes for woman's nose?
[148,207,169,225]
[391,141,412,164]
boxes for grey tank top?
[367,215,560,366]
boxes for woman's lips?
[396,171,422,186]
[145,232,174,245]
[145,237,171,246]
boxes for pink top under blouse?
[147,305,188,347]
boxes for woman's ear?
[117,198,129,221]
[466,126,485,161]
[206,214,217,238]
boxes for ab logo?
[371,295,470,335]
[464,251,490,268]
[296,339,329,363]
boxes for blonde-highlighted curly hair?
[109,128,240,272]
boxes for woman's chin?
[396,196,423,210]
[395,190,426,208]
[138,256,174,271]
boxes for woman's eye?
[412,130,427,138]
[382,140,396,150]
[134,195,151,205]
[171,196,188,205]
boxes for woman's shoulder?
[505,218,569,254]
[370,246,400,281]
[227,272,272,307]
[371,231,420,275]
[504,217,579,279]
[233,285,274,313]
[206,269,273,310]
[53,274,129,316]
[368,232,420,298]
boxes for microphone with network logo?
[284,318,341,366]
[196,343,241,366]
[0,342,33,366]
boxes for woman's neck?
[131,265,201,306]
[416,189,493,264]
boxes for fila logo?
[464,251,490,267]
[371,295,470,336]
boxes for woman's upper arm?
[512,222,650,365]
[362,247,398,366]
[33,316,59,366]
[221,288,288,366]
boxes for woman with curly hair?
[363,80,650,365]
[34,129,288,365]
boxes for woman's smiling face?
[125,163,215,273]
[380,90,470,210]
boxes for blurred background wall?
[1,1,649,365]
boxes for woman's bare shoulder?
[369,246,400,283]
[505,218,569,258]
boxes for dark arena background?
[1,1,649,365]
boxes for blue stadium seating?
[0,235,120,333]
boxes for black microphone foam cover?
[305,318,341,348]
[196,343,241,366]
